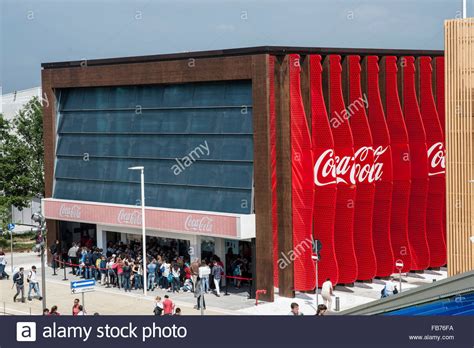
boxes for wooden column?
[252,54,274,301]
[275,55,295,298]
[445,19,474,275]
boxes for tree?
[0,97,44,217]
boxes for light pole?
[129,166,147,297]
[312,239,322,313]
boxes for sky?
[1,0,473,94]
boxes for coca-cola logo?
[427,142,446,176]
[59,204,81,219]
[117,209,142,225]
[314,149,337,186]
[314,146,388,186]
[185,216,213,233]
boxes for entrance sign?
[43,198,255,239]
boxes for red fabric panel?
[289,54,315,291]
[346,55,377,281]
[366,56,394,277]
[327,55,358,284]
[418,57,446,268]
[402,56,430,271]
[384,56,412,273]
[269,56,279,286]
[434,56,446,248]
[310,55,339,287]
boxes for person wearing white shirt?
[77,305,86,315]
[385,277,396,296]
[0,250,9,279]
[27,266,42,301]
[321,278,334,311]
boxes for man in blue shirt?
[147,259,157,291]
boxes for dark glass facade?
[53,81,253,214]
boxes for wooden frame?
[42,54,275,300]
[445,19,474,276]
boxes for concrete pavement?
[0,251,447,316]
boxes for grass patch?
[0,231,37,252]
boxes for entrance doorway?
[59,221,96,251]
[201,238,216,262]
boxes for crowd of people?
[51,239,252,302]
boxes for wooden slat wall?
[445,18,474,276]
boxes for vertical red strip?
[434,56,446,248]
[289,54,315,291]
[384,56,412,273]
[346,56,377,281]
[327,55,358,284]
[269,56,279,286]
[418,57,446,268]
[402,56,430,271]
[366,56,394,277]
[310,55,339,287]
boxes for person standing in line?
[27,266,43,301]
[122,260,132,292]
[83,248,93,279]
[113,257,124,289]
[72,298,81,316]
[171,262,180,293]
[43,308,50,315]
[190,258,199,292]
[13,267,25,303]
[161,259,170,291]
[289,302,303,316]
[147,259,157,291]
[201,261,210,293]
[99,256,107,285]
[211,261,223,297]
[107,257,116,287]
[321,278,334,311]
[132,261,141,290]
[67,243,79,275]
[174,308,182,316]
[162,295,174,315]
[49,240,60,270]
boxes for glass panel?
[55,80,253,213]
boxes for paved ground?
[0,251,447,316]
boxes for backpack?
[153,305,163,316]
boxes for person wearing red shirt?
[72,298,80,316]
[162,295,174,315]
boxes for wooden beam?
[275,55,295,298]
[252,54,275,302]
